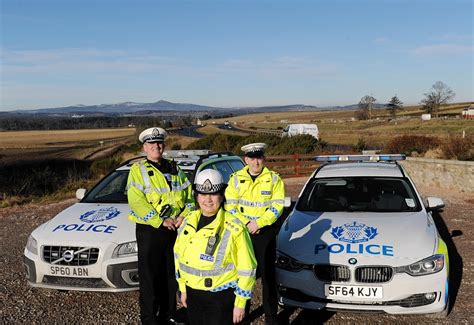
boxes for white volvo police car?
[23,152,244,291]
[276,155,449,317]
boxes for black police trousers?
[248,225,278,322]
[136,223,177,325]
[186,286,235,325]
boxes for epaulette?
[225,218,244,234]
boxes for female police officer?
[174,169,257,324]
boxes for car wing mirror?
[451,230,463,238]
[426,197,445,211]
[76,188,87,200]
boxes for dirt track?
[0,178,472,324]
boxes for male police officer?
[225,143,285,324]
[127,127,195,325]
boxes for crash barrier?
[232,125,283,136]
[266,155,474,193]
[265,154,320,177]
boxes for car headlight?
[113,241,138,258]
[26,235,38,255]
[396,254,444,276]
[275,251,309,272]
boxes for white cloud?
[410,44,473,56]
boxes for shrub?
[383,135,440,156]
[440,136,474,161]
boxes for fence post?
[293,153,300,176]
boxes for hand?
[163,218,176,231]
[174,216,184,228]
[233,306,245,324]
[180,291,187,308]
[246,221,260,234]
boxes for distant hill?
[3,100,382,116]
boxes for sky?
[0,0,472,111]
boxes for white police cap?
[139,127,167,143]
[241,142,267,157]
[194,169,226,194]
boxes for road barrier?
[265,154,320,177]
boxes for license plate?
[324,284,383,299]
[48,265,89,277]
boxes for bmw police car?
[276,154,449,317]
[23,152,244,291]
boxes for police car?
[276,154,449,317]
[23,152,244,292]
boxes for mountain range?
[3,100,385,116]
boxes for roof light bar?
[315,154,406,162]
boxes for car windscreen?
[82,170,129,203]
[201,159,244,183]
[296,177,422,212]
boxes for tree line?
[357,81,456,120]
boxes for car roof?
[315,162,404,178]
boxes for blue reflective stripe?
[235,285,252,298]
[269,206,280,218]
[130,210,157,222]
[210,280,237,292]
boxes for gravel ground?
[1,178,473,324]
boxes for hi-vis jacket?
[174,208,257,308]
[127,159,195,228]
[225,166,285,229]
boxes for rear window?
[296,177,421,212]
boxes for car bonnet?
[277,210,438,266]
[33,203,134,244]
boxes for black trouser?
[136,223,177,325]
[186,286,235,325]
[249,226,278,322]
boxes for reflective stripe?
[233,175,239,189]
[238,199,272,208]
[127,181,144,192]
[236,199,284,207]
[174,252,180,260]
[244,215,259,221]
[173,179,191,191]
[139,163,151,188]
[215,229,231,267]
[237,269,256,277]
[272,173,278,184]
[177,219,188,235]
[210,280,237,292]
[179,262,235,277]
[232,218,243,225]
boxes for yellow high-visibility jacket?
[225,166,285,229]
[174,208,257,308]
[127,159,195,228]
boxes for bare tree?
[385,95,404,119]
[357,95,376,120]
[420,81,455,118]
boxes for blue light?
[314,154,406,162]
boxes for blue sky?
[1,0,472,111]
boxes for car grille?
[43,246,100,266]
[355,266,393,283]
[42,276,108,288]
[314,265,350,282]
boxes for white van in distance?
[282,124,320,140]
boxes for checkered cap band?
[194,179,226,194]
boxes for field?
[208,102,474,146]
[0,128,136,163]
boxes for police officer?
[127,127,195,325]
[225,143,285,325]
[174,169,257,325]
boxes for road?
[1,179,472,324]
